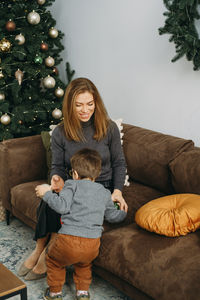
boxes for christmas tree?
[0,0,75,141]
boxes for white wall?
[50,0,200,146]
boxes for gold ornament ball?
[15,33,25,45]
[45,56,55,67]
[37,0,46,4]
[0,38,12,52]
[18,120,23,124]
[40,42,48,51]
[6,20,16,31]
[52,108,62,119]
[1,114,11,125]
[55,87,64,98]
[43,75,56,88]
[49,27,58,38]
[0,93,5,101]
[27,11,40,25]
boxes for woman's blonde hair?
[62,77,109,141]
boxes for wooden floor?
[0,263,27,299]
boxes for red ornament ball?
[6,20,16,31]
[40,42,48,51]
[52,67,59,75]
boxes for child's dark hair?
[70,148,101,180]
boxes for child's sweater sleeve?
[104,197,127,223]
[43,180,74,214]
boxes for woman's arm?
[50,126,66,192]
[109,121,126,190]
[109,121,128,212]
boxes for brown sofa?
[1,123,200,300]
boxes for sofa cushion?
[122,124,194,194]
[169,148,200,194]
[103,180,165,232]
[94,223,200,300]
[11,180,46,226]
[135,194,200,237]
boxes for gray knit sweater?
[50,119,126,191]
[43,179,127,238]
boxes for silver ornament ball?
[0,93,5,101]
[43,75,56,89]
[52,108,62,119]
[45,56,55,67]
[27,11,40,25]
[55,87,64,98]
[37,0,46,4]
[15,33,25,45]
[49,27,58,38]
[1,114,11,125]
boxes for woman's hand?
[35,184,51,198]
[51,175,64,193]
[111,189,128,212]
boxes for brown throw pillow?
[135,194,200,237]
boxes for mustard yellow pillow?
[135,194,200,237]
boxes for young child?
[35,148,127,300]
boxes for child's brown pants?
[46,233,100,293]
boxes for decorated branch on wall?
[0,0,75,141]
[159,0,200,70]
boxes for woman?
[18,77,128,280]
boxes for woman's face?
[75,91,95,122]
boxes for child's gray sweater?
[43,179,127,238]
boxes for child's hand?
[35,184,51,198]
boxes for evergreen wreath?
[159,0,200,70]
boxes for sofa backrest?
[169,146,200,194]
[122,124,194,194]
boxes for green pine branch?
[159,0,200,70]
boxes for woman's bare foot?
[23,236,49,269]
[32,247,47,274]
[31,233,57,274]
[23,249,42,269]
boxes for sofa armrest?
[0,135,47,211]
